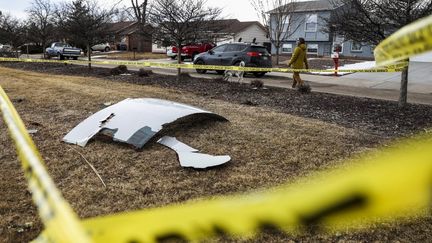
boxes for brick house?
[107,21,152,52]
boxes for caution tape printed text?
[0,57,407,73]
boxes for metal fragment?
[158,136,231,169]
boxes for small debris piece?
[12,97,25,103]
[69,147,106,187]
[157,136,231,169]
[28,129,38,134]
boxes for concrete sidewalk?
[268,61,432,95]
[79,61,432,105]
[255,76,432,105]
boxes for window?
[305,14,317,32]
[212,45,227,53]
[351,42,362,52]
[282,43,292,53]
[225,44,246,52]
[307,44,318,54]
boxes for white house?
[215,20,270,47]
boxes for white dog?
[223,61,245,83]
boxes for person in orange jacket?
[287,38,309,88]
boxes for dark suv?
[193,43,272,77]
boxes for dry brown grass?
[1,66,428,242]
[102,52,167,60]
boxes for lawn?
[0,65,431,242]
[98,51,168,60]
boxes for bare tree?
[0,13,26,51]
[250,0,303,65]
[131,0,150,27]
[55,0,116,69]
[112,5,135,22]
[149,0,222,80]
[326,0,432,107]
[129,0,152,53]
[26,0,56,58]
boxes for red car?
[171,43,216,60]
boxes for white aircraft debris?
[157,136,231,169]
[63,98,227,148]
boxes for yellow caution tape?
[0,13,432,243]
[375,14,432,66]
[0,57,407,73]
[77,135,432,242]
[0,86,90,243]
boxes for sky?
[0,0,260,21]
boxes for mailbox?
[332,44,342,76]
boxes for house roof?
[107,21,153,36]
[209,19,266,34]
[269,0,342,14]
[231,21,267,33]
[107,21,137,34]
[107,19,266,37]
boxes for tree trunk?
[42,42,46,59]
[398,59,409,107]
[177,43,181,81]
[275,46,280,66]
[87,44,91,70]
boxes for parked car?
[45,42,81,60]
[0,44,12,52]
[116,43,127,51]
[0,44,17,57]
[171,43,215,60]
[91,43,111,52]
[166,46,177,59]
[193,43,272,77]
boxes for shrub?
[250,80,264,89]
[110,67,122,75]
[110,65,128,76]
[138,68,152,77]
[118,65,128,73]
[177,72,192,80]
[298,83,311,93]
[241,99,258,106]
[179,72,191,78]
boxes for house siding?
[340,41,374,59]
[234,24,269,44]
[270,6,374,59]
[277,41,332,57]
[152,44,166,53]
[284,11,331,42]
